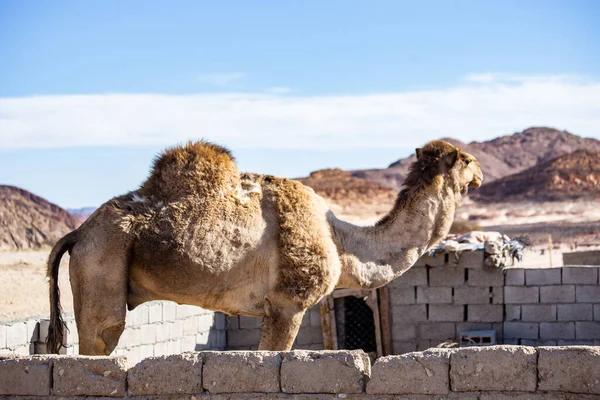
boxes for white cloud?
[1,74,599,151]
[196,72,245,86]
[266,86,293,94]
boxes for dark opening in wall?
[334,296,377,354]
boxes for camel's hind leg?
[69,223,130,355]
[258,295,305,351]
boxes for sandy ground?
[0,250,73,322]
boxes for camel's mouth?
[469,175,482,188]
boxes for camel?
[47,139,482,354]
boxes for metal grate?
[335,296,377,353]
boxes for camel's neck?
[330,179,458,289]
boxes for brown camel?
[47,139,482,354]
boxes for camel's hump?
[140,141,239,199]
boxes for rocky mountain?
[66,207,97,222]
[351,127,600,190]
[0,185,81,250]
[472,150,600,202]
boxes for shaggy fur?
[47,139,481,354]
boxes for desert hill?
[351,127,600,190]
[0,185,80,250]
[472,150,600,202]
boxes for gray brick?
[521,305,556,322]
[525,268,561,285]
[558,304,593,321]
[128,353,202,395]
[417,322,456,340]
[540,322,575,340]
[492,286,504,304]
[162,301,177,321]
[576,322,600,339]
[453,287,489,304]
[457,251,485,268]
[468,268,504,286]
[281,350,369,394]
[540,285,575,303]
[308,307,321,327]
[503,322,539,339]
[562,250,600,265]
[392,323,416,341]
[393,341,417,354]
[456,322,492,335]
[0,357,51,396]
[390,287,416,305]
[214,312,226,330]
[450,345,537,392]
[538,346,600,394]
[505,305,521,321]
[391,305,427,322]
[5,322,27,348]
[132,305,149,326]
[227,328,260,347]
[239,316,262,329]
[53,356,127,396]
[416,287,452,304]
[295,326,323,346]
[203,351,280,393]
[595,304,600,321]
[429,305,464,322]
[429,267,465,286]
[148,302,163,324]
[576,285,600,302]
[417,339,432,350]
[367,349,451,395]
[467,305,503,322]
[558,339,595,346]
[392,267,427,287]
[521,339,557,346]
[504,286,539,304]
[414,255,446,267]
[228,315,240,329]
[562,266,599,284]
[504,269,525,285]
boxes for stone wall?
[0,301,226,364]
[1,346,598,398]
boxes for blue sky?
[1,0,599,207]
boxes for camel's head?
[415,140,483,195]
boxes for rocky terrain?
[351,127,600,190]
[0,185,80,250]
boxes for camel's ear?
[444,149,460,168]
[415,148,423,160]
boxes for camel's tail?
[46,230,78,354]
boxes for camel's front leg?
[258,296,305,351]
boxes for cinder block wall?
[2,346,599,397]
[0,301,226,364]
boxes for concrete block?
[417,322,456,340]
[521,305,557,322]
[491,286,504,304]
[525,268,561,285]
[392,323,416,341]
[456,322,491,335]
[167,339,181,354]
[0,324,6,348]
[541,285,575,303]
[181,334,196,351]
[183,317,197,335]
[203,351,280,393]
[390,287,416,304]
[558,304,593,321]
[504,268,525,285]
[169,320,183,338]
[576,285,600,302]
[467,305,503,322]
[558,339,595,345]
[239,316,262,330]
[126,346,141,366]
[139,343,155,359]
[153,341,167,356]
[141,323,157,344]
[281,350,369,394]
[540,322,575,340]
[505,305,521,321]
[0,356,51,396]
[148,302,163,324]
[300,311,310,328]
[309,307,321,327]
[155,323,169,342]
[429,305,464,322]
[562,266,598,284]
[521,339,557,346]
[538,346,600,394]
[5,322,27,348]
[393,341,417,354]
[227,329,260,347]
[416,287,452,304]
[228,315,240,329]
[367,348,451,394]
[450,345,537,392]
[562,250,600,265]
[162,301,177,321]
[576,322,600,340]
[414,254,446,267]
[214,312,227,330]
[467,268,504,287]
[417,339,433,350]
[197,313,215,330]
[53,356,127,396]
[132,305,149,327]
[25,319,39,343]
[128,353,202,395]
[503,322,539,339]
[391,267,427,287]
[453,287,489,304]
[595,304,600,321]
[296,326,323,346]
[504,286,539,304]
[429,267,465,286]
[391,305,427,322]
[457,251,485,268]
